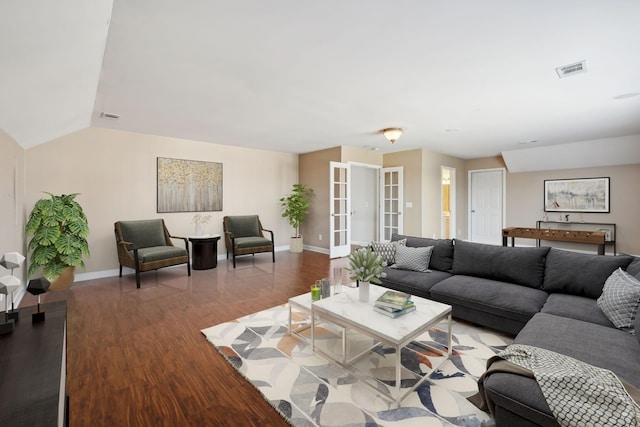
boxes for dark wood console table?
[503,227,606,255]
[0,301,68,426]
[536,220,616,255]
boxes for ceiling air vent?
[556,60,587,78]
[100,112,120,119]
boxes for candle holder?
[27,277,50,323]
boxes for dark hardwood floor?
[21,251,347,427]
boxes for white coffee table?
[311,284,452,407]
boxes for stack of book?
[374,290,415,318]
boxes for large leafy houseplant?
[279,184,314,238]
[25,193,90,280]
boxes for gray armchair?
[114,219,190,288]
[223,215,274,268]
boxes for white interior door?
[330,162,351,258]
[469,168,505,245]
[379,167,403,241]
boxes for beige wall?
[25,127,299,277]
[0,129,26,285]
[384,149,422,236]
[466,156,640,254]
[298,147,341,250]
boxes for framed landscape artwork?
[544,177,610,213]
[157,157,223,213]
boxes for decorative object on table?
[346,246,386,302]
[320,278,331,299]
[0,280,16,334]
[279,184,314,253]
[332,266,343,294]
[544,177,610,213]
[27,277,50,323]
[375,290,412,310]
[374,300,416,318]
[374,290,416,318]
[25,193,90,291]
[157,157,223,213]
[0,275,21,322]
[192,214,212,236]
[310,282,321,301]
[0,251,25,320]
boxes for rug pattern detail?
[201,304,512,426]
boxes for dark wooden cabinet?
[0,301,68,426]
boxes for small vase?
[195,224,203,236]
[359,281,370,302]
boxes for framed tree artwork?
[157,157,223,213]
[544,177,610,213]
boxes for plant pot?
[290,236,304,253]
[49,266,76,291]
[358,281,370,302]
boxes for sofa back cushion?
[626,257,640,278]
[391,233,454,271]
[118,219,167,249]
[543,248,634,298]
[451,239,550,289]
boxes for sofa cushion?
[380,268,451,298]
[430,275,549,323]
[391,233,454,272]
[543,249,633,298]
[626,257,640,278]
[391,245,433,272]
[514,313,640,387]
[541,293,614,328]
[451,239,550,289]
[370,239,406,265]
[597,268,640,334]
[119,219,167,248]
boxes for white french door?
[329,162,351,258]
[379,167,403,241]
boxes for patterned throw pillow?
[597,268,640,334]
[392,245,433,273]
[370,239,406,265]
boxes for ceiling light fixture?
[382,128,403,144]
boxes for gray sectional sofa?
[377,233,640,427]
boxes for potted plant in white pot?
[279,184,314,253]
[25,193,90,291]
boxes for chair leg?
[272,248,275,263]
[135,268,141,289]
[232,250,236,268]
[119,265,123,277]
[187,260,191,276]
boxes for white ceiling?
[2,1,640,163]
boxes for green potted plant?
[346,246,387,301]
[279,184,314,253]
[25,193,90,290]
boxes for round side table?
[189,235,221,270]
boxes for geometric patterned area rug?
[201,303,513,427]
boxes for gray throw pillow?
[370,239,406,265]
[392,245,433,272]
[597,268,640,334]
